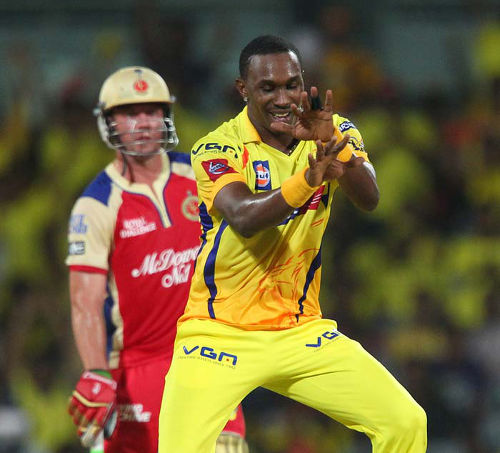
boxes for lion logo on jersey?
[182,191,199,221]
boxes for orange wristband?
[281,168,319,208]
[333,127,354,162]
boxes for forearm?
[215,183,294,238]
[338,162,379,211]
[70,271,109,370]
[71,306,108,370]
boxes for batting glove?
[68,370,118,448]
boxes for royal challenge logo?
[253,160,272,190]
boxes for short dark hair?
[239,35,303,80]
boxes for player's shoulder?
[332,113,359,135]
[167,150,196,180]
[80,169,114,207]
[191,113,243,161]
[333,113,366,153]
[168,150,191,166]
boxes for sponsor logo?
[118,404,151,422]
[131,246,199,288]
[339,121,356,133]
[69,241,85,255]
[182,191,199,221]
[253,161,272,190]
[305,328,340,348]
[120,216,157,238]
[201,158,237,180]
[201,159,237,182]
[192,142,240,159]
[69,214,88,234]
[182,345,238,367]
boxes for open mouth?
[270,111,292,123]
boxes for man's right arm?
[69,270,108,369]
[68,270,118,447]
[213,136,353,238]
[214,181,294,238]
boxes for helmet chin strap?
[120,151,129,177]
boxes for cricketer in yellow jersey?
[159,35,427,453]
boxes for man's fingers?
[315,140,326,160]
[80,422,102,448]
[300,91,311,111]
[310,86,322,111]
[333,134,350,153]
[308,153,315,168]
[323,89,333,111]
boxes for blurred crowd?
[0,3,499,453]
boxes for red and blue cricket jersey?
[66,152,201,368]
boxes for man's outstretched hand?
[270,87,334,142]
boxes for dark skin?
[215,51,379,238]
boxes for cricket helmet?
[95,66,179,155]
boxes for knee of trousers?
[384,399,427,439]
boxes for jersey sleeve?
[334,116,370,162]
[65,196,114,273]
[191,138,247,212]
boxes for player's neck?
[254,124,297,155]
[114,153,164,186]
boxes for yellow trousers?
[159,319,427,452]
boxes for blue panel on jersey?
[104,287,116,358]
[205,220,228,319]
[82,171,113,206]
[194,202,213,272]
[297,247,322,317]
[198,202,214,239]
[168,151,191,165]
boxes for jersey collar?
[239,106,262,144]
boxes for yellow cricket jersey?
[180,107,369,330]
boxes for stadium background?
[0,0,499,451]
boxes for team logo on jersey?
[133,69,149,93]
[305,328,341,348]
[120,216,157,238]
[181,191,199,221]
[68,241,85,255]
[349,136,365,151]
[182,345,238,368]
[201,159,237,182]
[253,160,272,190]
[69,214,88,234]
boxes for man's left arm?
[338,158,379,211]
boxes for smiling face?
[237,51,304,147]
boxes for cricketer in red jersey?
[66,66,247,453]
